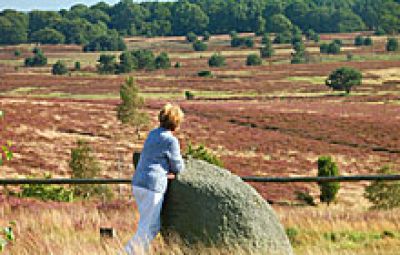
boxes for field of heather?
[1,33,400,254]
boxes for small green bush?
[52,60,69,75]
[174,62,181,68]
[364,37,373,46]
[185,90,195,100]
[74,61,81,71]
[155,52,171,69]
[186,32,197,43]
[19,174,74,202]
[24,48,47,67]
[295,191,316,206]
[364,165,400,210]
[317,156,340,205]
[202,31,210,41]
[208,53,226,67]
[355,35,364,46]
[14,50,21,57]
[198,70,212,77]
[246,54,262,66]
[69,140,113,200]
[193,40,208,51]
[185,143,223,167]
[387,38,399,52]
[285,227,300,246]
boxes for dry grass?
[1,197,400,255]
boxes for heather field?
[1,33,400,254]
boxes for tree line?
[0,0,399,46]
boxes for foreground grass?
[1,197,400,255]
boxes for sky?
[0,0,127,12]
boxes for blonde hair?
[159,103,184,131]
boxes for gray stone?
[161,159,294,255]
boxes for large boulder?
[161,159,293,255]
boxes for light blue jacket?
[132,127,185,193]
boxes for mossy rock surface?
[161,159,293,255]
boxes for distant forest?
[0,0,399,45]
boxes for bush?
[97,54,117,74]
[14,50,21,57]
[69,140,113,200]
[208,53,226,67]
[320,42,341,54]
[244,37,254,48]
[364,166,400,209]
[317,156,340,205]
[326,67,362,94]
[333,39,343,46]
[185,143,223,167]
[198,70,212,77]
[83,35,126,52]
[52,60,68,75]
[193,40,208,51]
[174,62,181,68]
[386,38,399,52]
[231,36,253,48]
[185,90,195,100]
[155,52,171,69]
[364,37,373,46]
[295,191,316,206]
[24,48,47,67]
[186,32,197,43]
[132,49,156,70]
[19,174,74,202]
[246,54,262,66]
[202,31,210,41]
[74,61,81,71]
[320,43,329,54]
[355,35,364,46]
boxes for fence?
[1,174,400,185]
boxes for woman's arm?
[167,136,185,174]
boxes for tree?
[320,41,341,54]
[116,77,149,134]
[155,52,171,69]
[273,30,292,44]
[208,53,226,67]
[266,14,292,33]
[0,11,28,45]
[118,51,136,74]
[364,166,400,210]
[260,44,274,58]
[24,48,47,67]
[97,54,117,74]
[186,32,197,43]
[386,38,399,52]
[246,54,262,66]
[291,41,306,64]
[52,60,69,75]
[31,28,65,44]
[305,29,320,42]
[325,67,362,94]
[244,37,254,48]
[83,34,126,52]
[202,31,210,41]
[193,40,208,51]
[354,35,364,46]
[172,1,209,35]
[132,49,156,70]
[317,156,340,205]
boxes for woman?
[124,103,185,255]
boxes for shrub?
[185,143,223,167]
[14,50,21,57]
[231,36,253,48]
[333,39,343,46]
[132,49,156,70]
[285,227,300,246]
[244,37,254,48]
[83,35,126,52]
[320,42,341,54]
[320,43,329,53]
[198,70,212,77]
[69,140,113,200]
[208,53,226,67]
[52,60,68,75]
[317,156,340,205]
[364,166,400,209]
[260,45,274,58]
[174,62,181,68]
[193,40,208,51]
[364,37,373,46]
[97,54,117,74]
[155,52,171,69]
[202,31,210,41]
[116,77,149,130]
[24,48,47,67]
[185,90,195,100]
[291,41,306,64]
[295,191,316,206]
[355,35,364,46]
[74,61,81,71]
[386,38,399,52]
[19,174,74,202]
[326,67,362,94]
[186,32,197,43]
[273,31,292,44]
[246,54,262,66]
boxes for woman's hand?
[167,173,176,180]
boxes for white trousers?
[124,186,165,255]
